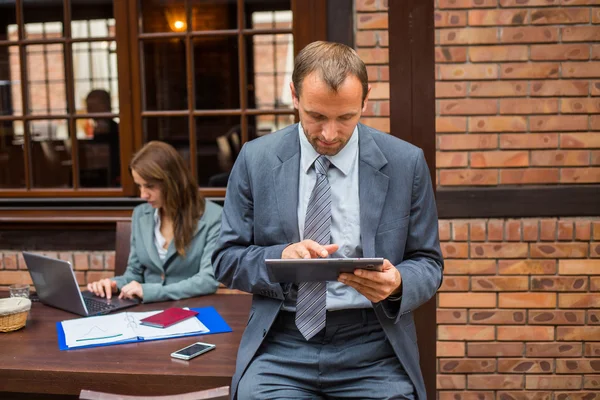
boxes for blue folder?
[56,306,231,351]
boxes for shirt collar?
[298,123,358,176]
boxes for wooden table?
[0,294,251,399]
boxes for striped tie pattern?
[296,155,331,340]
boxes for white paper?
[61,309,209,348]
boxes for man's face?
[292,72,370,156]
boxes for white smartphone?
[170,342,216,360]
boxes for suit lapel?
[140,209,164,271]
[162,217,205,269]
[358,125,389,258]
[273,127,301,243]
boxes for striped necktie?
[296,155,331,340]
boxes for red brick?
[526,375,582,390]
[531,150,590,166]
[440,359,496,373]
[444,259,497,275]
[90,253,104,270]
[575,220,592,240]
[500,0,558,5]
[593,277,600,291]
[356,0,380,11]
[437,309,468,324]
[559,259,600,275]
[470,45,528,62]
[501,27,559,43]
[472,276,528,291]
[593,151,600,165]
[435,47,468,63]
[468,375,524,389]
[468,342,524,357]
[439,64,498,80]
[104,252,115,271]
[531,243,588,258]
[439,99,497,115]
[500,168,560,184]
[562,0,600,5]
[562,26,600,42]
[500,134,559,150]
[587,310,599,323]
[558,326,600,341]
[440,170,498,186]
[357,13,388,30]
[498,359,554,374]
[469,9,529,26]
[452,221,469,241]
[558,220,575,240]
[541,219,561,239]
[499,260,557,275]
[470,116,527,132]
[441,242,470,258]
[498,326,554,341]
[438,325,496,341]
[529,310,586,325]
[556,359,600,374]
[562,98,600,113]
[0,271,33,285]
[369,82,389,99]
[523,219,540,241]
[73,252,89,271]
[532,116,588,132]
[470,81,527,97]
[437,151,469,168]
[531,8,590,24]
[531,44,590,61]
[530,80,589,96]
[3,253,17,270]
[563,62,600,78]
[496,392,552,400]
[595,222,600,240]
[437,342,466,357]
[527,343,583,357]
[439,293,497,308]
[505,220,522,241]
[439,392,495,400]
[595,6,600,22]
[500,98,559,114]
[586,343,600,357]
[438,134,498,150]
[595,46,600,60]
[471,243,529,258]
[470,310,527,324]
[86,271,113,283]
[559,293,600,308]
[488,219,504,241]
[470,220,487,241]
[499,293,556,308]
[356,31,377,47]
[561,133,600,148]
[437,375,466,390]
[531,276,588,291]
[439,220,451,241]
[435,10,468,27]
[440,28,498,44]
[471,151,528,168]
[561,168,600,183]
[360,118,389,132]
[501,63,559,79]
[436,117,468,133]
[439,0,499,8]
[436,82,468,98]
[378,66,389,81]
[439,276,470,291]
[356,48,388,64]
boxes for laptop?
[23,252,139,317]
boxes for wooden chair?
[114,220,132,276]
[79,386,229,400]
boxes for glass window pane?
[26,44,67,115]
[23,1,64,39]
[190,0,237,31]
[249,113,294,139]
[245,4,291,29]
[29,119,72,188]
[247,33,294,110]
[0,121,26,188]
[0,46,22,116]
[143,117,190,165]
[142,40,188,111]
[196,115,241,187]
[77,116,121,188]
[193,36,240,110]
[140,0,187,33]
[73,42,119,114]
[1,2,17,41]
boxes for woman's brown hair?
[130,141,205,256]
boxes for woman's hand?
[87,278,118,299]
[119,281,144,300]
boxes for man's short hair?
[292,41,369,103]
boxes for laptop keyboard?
[83,297,119,315]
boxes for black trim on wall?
[437,185,600,219]
[327,0,354,47]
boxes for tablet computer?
[265,257,385,283]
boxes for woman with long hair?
[87,141,221,302]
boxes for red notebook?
[139,308,199,328]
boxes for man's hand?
[338,259,401,303]
[282,240,339,259]
[87,278,117,299]
[119,281,144,300]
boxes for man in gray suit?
[212,41,443,399]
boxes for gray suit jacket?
[212,124,443,399]
[113,200,221,303]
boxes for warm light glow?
[173,20,185,31]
